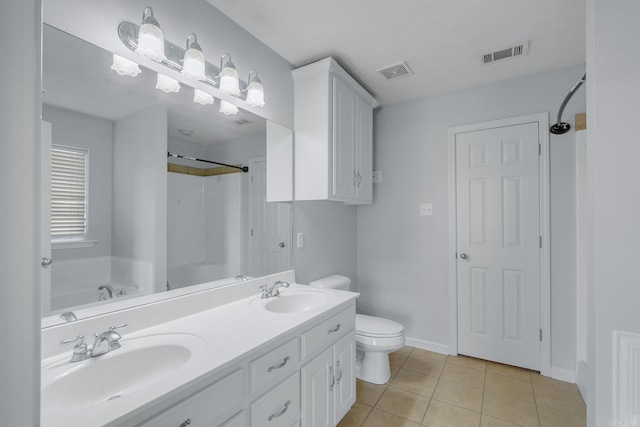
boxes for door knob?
[459,252,469,260]
[41,257,52,266]
[279,242,286,248]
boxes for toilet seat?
[356,314,404,338]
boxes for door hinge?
[539,236,542,248]
[539,329,543,341]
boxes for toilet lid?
[356,314,404,337]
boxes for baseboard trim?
[550,366,576,383]
[405,337,450,355]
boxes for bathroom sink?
[262,289,334,313]
[41,333,205,412]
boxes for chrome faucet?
[261,280,290,299]
[60,323,127,362]
[98,284,115,299]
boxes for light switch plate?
[420,203,433,216]
[372,171,382,184]
[297,232,304,248]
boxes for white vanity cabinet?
[301,332,356,427]
[292,57,377,204]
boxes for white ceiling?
[206,0,586,106]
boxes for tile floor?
[338,346,586,427]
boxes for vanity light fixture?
[111,54,141,77]
[219,100,239,115]
[117,13,265,107]
[244,69,265,107]
[181,33,206,81]
[193,89,214,105]
[135,6,166,62]
[218,53,240,96]
[156,73,180,93]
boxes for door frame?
[447,112,551,376]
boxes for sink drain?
[108,395,121,401]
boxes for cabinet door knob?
[279,241,286,248]
[336,360,343,383]
[329,366,335,389]
[41,257,52,266]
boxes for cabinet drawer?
[301,306,355,359]
[221,411,247,427]
[251,372,300,427]
[139,369,244,427]
[250,337,299,393]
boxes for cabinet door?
[355,97,373,203]
[301,347,333,427]
[333,331,356,424]
[332,76,357,200]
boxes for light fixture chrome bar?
[117,21,251,99]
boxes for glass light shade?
[246,81,265,107]
[136,23,166,62]
[219,67,240,96]
[193,89,214,105]
[219,100,239,115]
[182,48,206,81]
[111,54,141,77]
[156,73,180,93]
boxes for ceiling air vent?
[377,61,414,81]
[482,41,529,64]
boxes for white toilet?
[308,275,405,384]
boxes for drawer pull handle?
[327,323,341,334]
[268,400,291,421]
[179,419,191,427]
[336,360,343,383]
[268,356,290,372]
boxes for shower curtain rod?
[550,73,586,135]
[167,151,249,173]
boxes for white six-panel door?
[455,122,541,370]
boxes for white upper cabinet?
[292,58,377,204]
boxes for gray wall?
[293,201,358,289]
[112,106,168,293]
[586,1,640,425]
[357,65,586,374]
[43,105,113,261]
[44,0,294,129]
[0,1,41,425]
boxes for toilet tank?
[308,274,351,291]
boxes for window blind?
[51,145,87,240]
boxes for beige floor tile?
[480,415,523,427]
[422,399,481,427]
[440,363,485,389]
[531,373,581,394]
[484,372,534,403]
[446,355,487,372]
[398,345,414,354]
[390,369,438,397]
[432,379,483,412]
[538,404,587,427]
[534,382,586,417]
[390,351,410,367]
[356,379,387,407]
[411,348,448,362]
[338,402,373,427]
[376,386,430,423]
[403,355,446,377]
[361,408,421,427]
[482,391,539,427]
[486,362,533,382]
[388,364,401,383]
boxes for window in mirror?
[51,145,88,243]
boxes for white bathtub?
[50,284,139,313]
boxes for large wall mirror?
[42,24,292,327]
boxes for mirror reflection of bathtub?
[42,24,292,323]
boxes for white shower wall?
[167,172,244,287]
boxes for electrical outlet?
[372,171,382,183]
[420,203,433,216]
[297,232,304,248]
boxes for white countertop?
[41,284,358,427]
